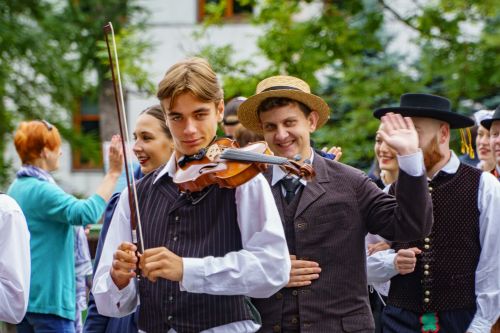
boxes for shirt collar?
[429,150,460,179]
[271,148,315,186]
[153,154,177,184]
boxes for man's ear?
[216,100,224,122]
[308,111,319,132]
[439,122,450,144]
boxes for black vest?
[388,163,481,312]
[136,171,253,333]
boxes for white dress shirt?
[0,194,30,324]
[366,151,500,333]
[92,155,291,333]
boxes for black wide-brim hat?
[480,104,500,130]
[373,93,474,129]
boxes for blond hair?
[157,57,223,109]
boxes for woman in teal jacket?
[8,120,122,333]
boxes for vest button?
[292,290,298,296]
[425,290,430,296]
[173,235,178,241]
[291,317,299,324]
[424,270,430,276]
[424,237,430,243]
[273,324,281,332]
[167,315,173,321]
[424,298,430,303]
[424,264,430,270]
[424,244,430,250]
[175,216,180,221]
[168,296,174,302]
[428,186,433,192]
[275,292,283,300]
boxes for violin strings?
[220,149,289,165]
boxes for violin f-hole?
[198,164,219,174]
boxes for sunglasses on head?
[39,120,53,131]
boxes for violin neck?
[220,149,289,166]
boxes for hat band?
[223,119,240,126]
[262,86,302,92]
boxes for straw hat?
[237,75,330,133]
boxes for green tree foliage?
[197,0,500,169]
[0,0,152,187]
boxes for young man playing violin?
[92,57,291,333]
[237,75,434,333]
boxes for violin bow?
[103,22,145,257]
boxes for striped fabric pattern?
[135,171,253,333]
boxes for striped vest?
[136,171,253,333]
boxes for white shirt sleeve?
[467,173,500,333]
[0,195,30,324]
[93,174,291,317]
[366,249,398,284]
[92,189,139,317]
[397,149,425,177]
[180,173,291,298]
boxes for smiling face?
[258,101,318,163]
[490,121,500,166]
[133,113,173,174]
[162,92,223,157]
[476,125,494,166]
[374,124,399,173]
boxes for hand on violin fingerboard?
[110,242,138,290]
[139,247,184,283]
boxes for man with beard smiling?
[371,93,500,333]
[238,76,433,333]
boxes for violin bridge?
[205,144,224,161]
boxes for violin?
[173,137,315,193]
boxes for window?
[198,0,253,22]
[72,96,103,170]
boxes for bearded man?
[369,93,500,333]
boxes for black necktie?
[281,177,302,204]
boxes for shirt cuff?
[383,253,398,274]
[467,316,493,333]
[107,273,135,309]
[179,257,205,292]
[397,149,425,177]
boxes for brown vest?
[388,163,481,312]
[135,171,253,333]
[253,180,303,332]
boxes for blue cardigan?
[8,177,106,321]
